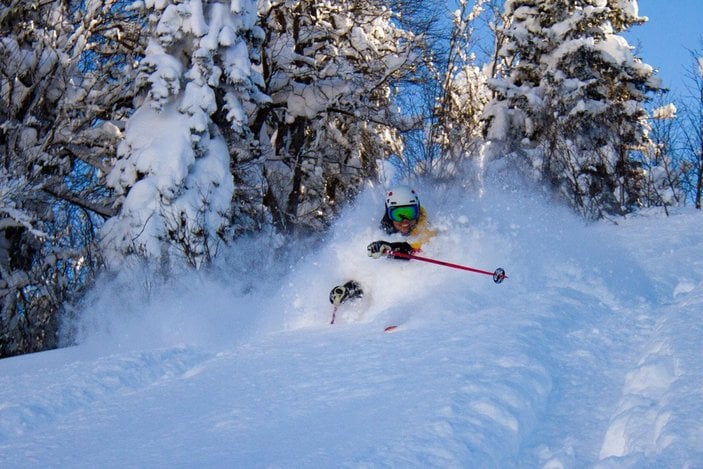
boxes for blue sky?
[625,0,703,98]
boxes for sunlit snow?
[1,180,701,467]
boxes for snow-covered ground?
[1,182,701,467]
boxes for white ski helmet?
[385,186,419,208]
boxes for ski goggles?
[387,204,419,222]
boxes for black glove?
[367,240,392,259]
[329,280,363,305]
[387,241,413,259]
[367,241,413,259]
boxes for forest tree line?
[1,0,701,357]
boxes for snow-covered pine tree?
[254,0,417,233]
[483,0,660,218]
[0,0,142,357]
[101,0,266,270]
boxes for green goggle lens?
[388,205,419,222]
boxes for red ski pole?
[388,251,508,284]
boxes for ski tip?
[384,325,399,333]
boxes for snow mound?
[1,184,701,467]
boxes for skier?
[329,186,436,306]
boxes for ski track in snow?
[595,212,703,467]
[0,186,702,467]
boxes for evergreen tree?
[101,0,266,269]
[0,0,141,357]
[483,0,660,218]
[254,0,417,233]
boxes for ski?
[384,325,399,333]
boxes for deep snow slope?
[0,185,701,468]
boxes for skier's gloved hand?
[367,241,414,259]
[388,242,413,257]
[367,240,392,259]
[329,280,363,305]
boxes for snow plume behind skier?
[270,185,448,330]
[330,186,437,308]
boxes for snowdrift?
[0,182,701,467]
